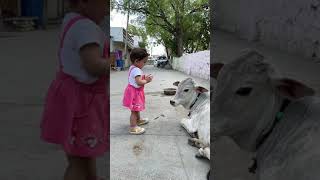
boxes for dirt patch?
[163,88,176,96]
[132,141,144,156]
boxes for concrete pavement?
[110,66,210,180]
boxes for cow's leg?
[188,138,204,148]
[181,118,197,136]
[192,131,198,139]
[188,138,198,147]
[195,147,210,160]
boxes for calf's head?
[211,49,315,150]
[170,78,208,109]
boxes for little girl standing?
[123,48,153,135]
[40,0,109,180]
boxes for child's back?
[41,1,109,178]
[41,1,109,158]
[60,12,106,84]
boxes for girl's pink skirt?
[40,71,109,157]
[122,85,145,112]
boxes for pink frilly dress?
[122,66,145,112]
[40,15,109,157]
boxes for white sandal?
[137,118,149,126]
[130,126,146,135]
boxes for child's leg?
[87,158,106,180]
[130,111,145,134]
[87,158,97,179]
[137,111,141,121]
[64,154,88,180]
[136,111,149,125]
[130,111,138,127]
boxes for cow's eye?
[236,87,252,96]
[184,89,189,92]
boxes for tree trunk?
[174,2,184,57]
[176,27,183,57]
[210,0,214,51]
[165,47,169,58]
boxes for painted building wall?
[172,50,210,80]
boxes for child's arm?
[80,43,108,77]
[135,75,153,86]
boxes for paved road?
[110,66,210,180]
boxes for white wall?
[110,27,134,48]
[172,50,210,80]
[216,0,320,59]
[132,36,142,47]
[110,27,124,42]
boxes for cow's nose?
[170,100,175,105]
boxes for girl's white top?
[60,12,106,84]
[129,66,143,88]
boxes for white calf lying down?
[170,78,210,160]
[212,49,320,180]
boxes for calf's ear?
[173,81,180,86]
[272,78,315,99]
[196,86,209,93]
[211,63,224,79]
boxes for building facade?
[110,27,135,68]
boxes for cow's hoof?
[188,138,196,147]
[190,133,196,138]
[195,152,205,159]
[195,141,202,148]
[189,131,198,138]
[185,131,197,138]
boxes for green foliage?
[112,0,209,57]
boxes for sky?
[110,10,166,56]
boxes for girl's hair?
[130,48,149,63]
[67,0,88,8]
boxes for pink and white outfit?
[40,13,109,157]
[122,65,146,111]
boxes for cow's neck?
[256,97,311,172]
[231,94,285,152]
[188,93,208,114]
[255,98,291,150]
[188,93,201,110]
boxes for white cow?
[170,78,210,160]
[212,49,320,180]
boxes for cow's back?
[191,94,210,146]
[197,102,210,146]
[257,97,320,180]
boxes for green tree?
[127,24,148,49]
[112,0,209,57]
